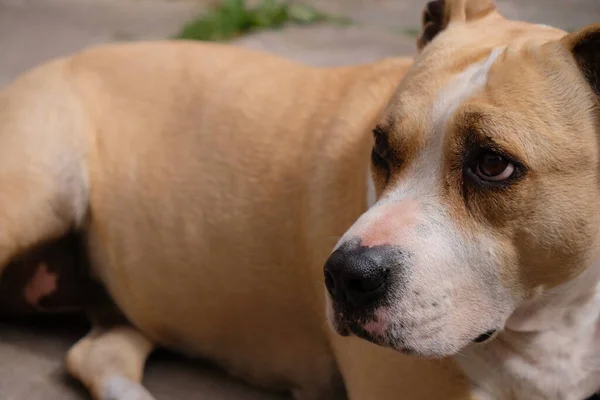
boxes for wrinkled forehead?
[381,19,566,135]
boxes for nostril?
[343,270,387,307]
[347,273,385,294]
[324,270,337,296]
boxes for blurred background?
[0,0,598,398]
[2,0,600,88]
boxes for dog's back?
[0,40,412,398]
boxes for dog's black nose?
[324,244,389,308]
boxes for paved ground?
[0,0,598,399]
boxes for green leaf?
[287,4,321,24]
[174,0,350,42]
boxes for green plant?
[175,0,349,41]
[402,27,421,38]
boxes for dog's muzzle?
[324,242,390,311]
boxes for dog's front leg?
[66,323,155,400]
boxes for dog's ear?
[417,0,497,51]
[448,0,497,23]
[417,1,446,51]
[562,24,600,97]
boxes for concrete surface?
[0,0,599,399]
[0,315,286,399]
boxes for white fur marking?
[383,47,505,204]
[337,49,505,248]
[431,47,504,132]
[101,376,156,400]
[456,272,600,399]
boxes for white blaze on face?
[431,47,505,131]
[348,47,506,247]
[331,48,511,355]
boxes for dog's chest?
[456,321,600,400]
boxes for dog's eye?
[371,128,390,168]
[475,152,514,181]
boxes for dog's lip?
[337,322,351,336]
[349,322,371,339]
[332,311,377,339]
[331,312,352,336]
[347,323,419,355]
[349,322,388,345]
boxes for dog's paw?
[101,376,156,400]
[417,0,446,51]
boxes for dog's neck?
[455,259,600,400]
[507,257,600,332]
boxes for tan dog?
[2,1,599,399]
[324,0,600,399]
[0,39,416,399]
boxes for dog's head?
[325,0,600,357]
